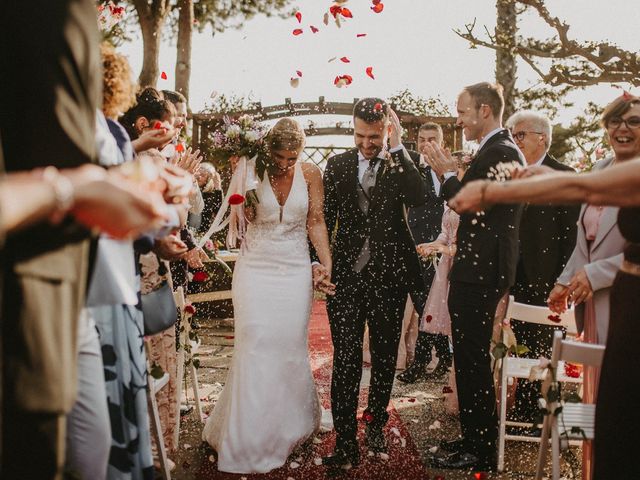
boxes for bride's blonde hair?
[257,118,306,179]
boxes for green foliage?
[388,89,451,117]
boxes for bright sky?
[118,0,640,147]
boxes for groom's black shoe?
[396,362,428,384]
[432,451,497,472]
[438,437,465,454]
[364,425,387,453]
[322,446,360,468]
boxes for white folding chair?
[497,296,578,472]
[535,331,605,480]
[146,352,172,480]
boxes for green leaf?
[515,344,530,356]
[149,363,165,380]
[492,342,508,360]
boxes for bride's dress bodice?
[243,162,309,258]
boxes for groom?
[322,98,425,467]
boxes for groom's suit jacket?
[324,147,425,291]
[441,129,525,290]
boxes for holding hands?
[547,269,593,314]
[416,242,456,258]
[312,264,336,296]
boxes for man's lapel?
[368,156,388,212]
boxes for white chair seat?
[558,403,595,440]
[504,358,583,383]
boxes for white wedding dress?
[202,161,323,473]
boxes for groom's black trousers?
[448,281,505,461]
[326,265,406,449]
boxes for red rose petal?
[296,70,303,77]
[153,121,163,130]
[160,71,168,80]
[371,3,384,13]
[547,314,562,323]
[292,28,303,36]
[362,411,374,423]
[184,304,196,314]
[425,314,433,323]
[474,473,489,480]
[341,7,353,18]
[366,66,375,79]
[229,193,246,205]
[374,102,383,112]
[310,25,319,33]
[357,33,367,37]
[175,143,185,153]
[295,11,302,23]
[442,385,454,394]
[329,5,342,18]
[373,0,382,4]
[408,397,416,403]
[192,271,209,282]
[340,56,350,63]
[224,335,235,340]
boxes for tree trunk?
[175,0,194,101]
[133,0,170,89]
[495,0,518,121]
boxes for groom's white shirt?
[357,145,404,183]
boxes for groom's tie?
[354,158,379,272]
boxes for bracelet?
[41,166,75,224]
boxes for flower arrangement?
[208,115,268,167]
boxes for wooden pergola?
[191,97,462,169]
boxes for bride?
[202,118,334,473]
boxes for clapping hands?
[422,142,457,179]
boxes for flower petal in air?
[356,33,367,38]
[294,11,302,23]
[366,66,375,79]
[310,25,319,33]
[175,143,185,153]
[371,3,384,13]
[340,56,350,63]
[160,71,168,80]
[341,7,353,18]
[292,28,303,36]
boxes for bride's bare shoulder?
[301,162,322,182]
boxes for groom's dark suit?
[440,129,524,463]
[324,146,424,450]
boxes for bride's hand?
[312,264,336,296]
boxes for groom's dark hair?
[353,98,389,123]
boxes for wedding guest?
[504,110,580,426]
[162,90,188,135]
[415,154,470,414]
[321,99,425,468]
[397,122,450,383]
[448,99,640,480]
[548,97,635,480]
[192,162,223,235]
[425,82,524,471]
[120,87,177,151]
[0,1,101,477]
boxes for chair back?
[504,296,577,335]
[550,330,605,368]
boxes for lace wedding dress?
[202,161,323,473]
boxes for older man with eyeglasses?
[504,110,581,429]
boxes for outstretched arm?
[450,157,640,212]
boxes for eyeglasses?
[511,131,544,142]
[607,116,640,130]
